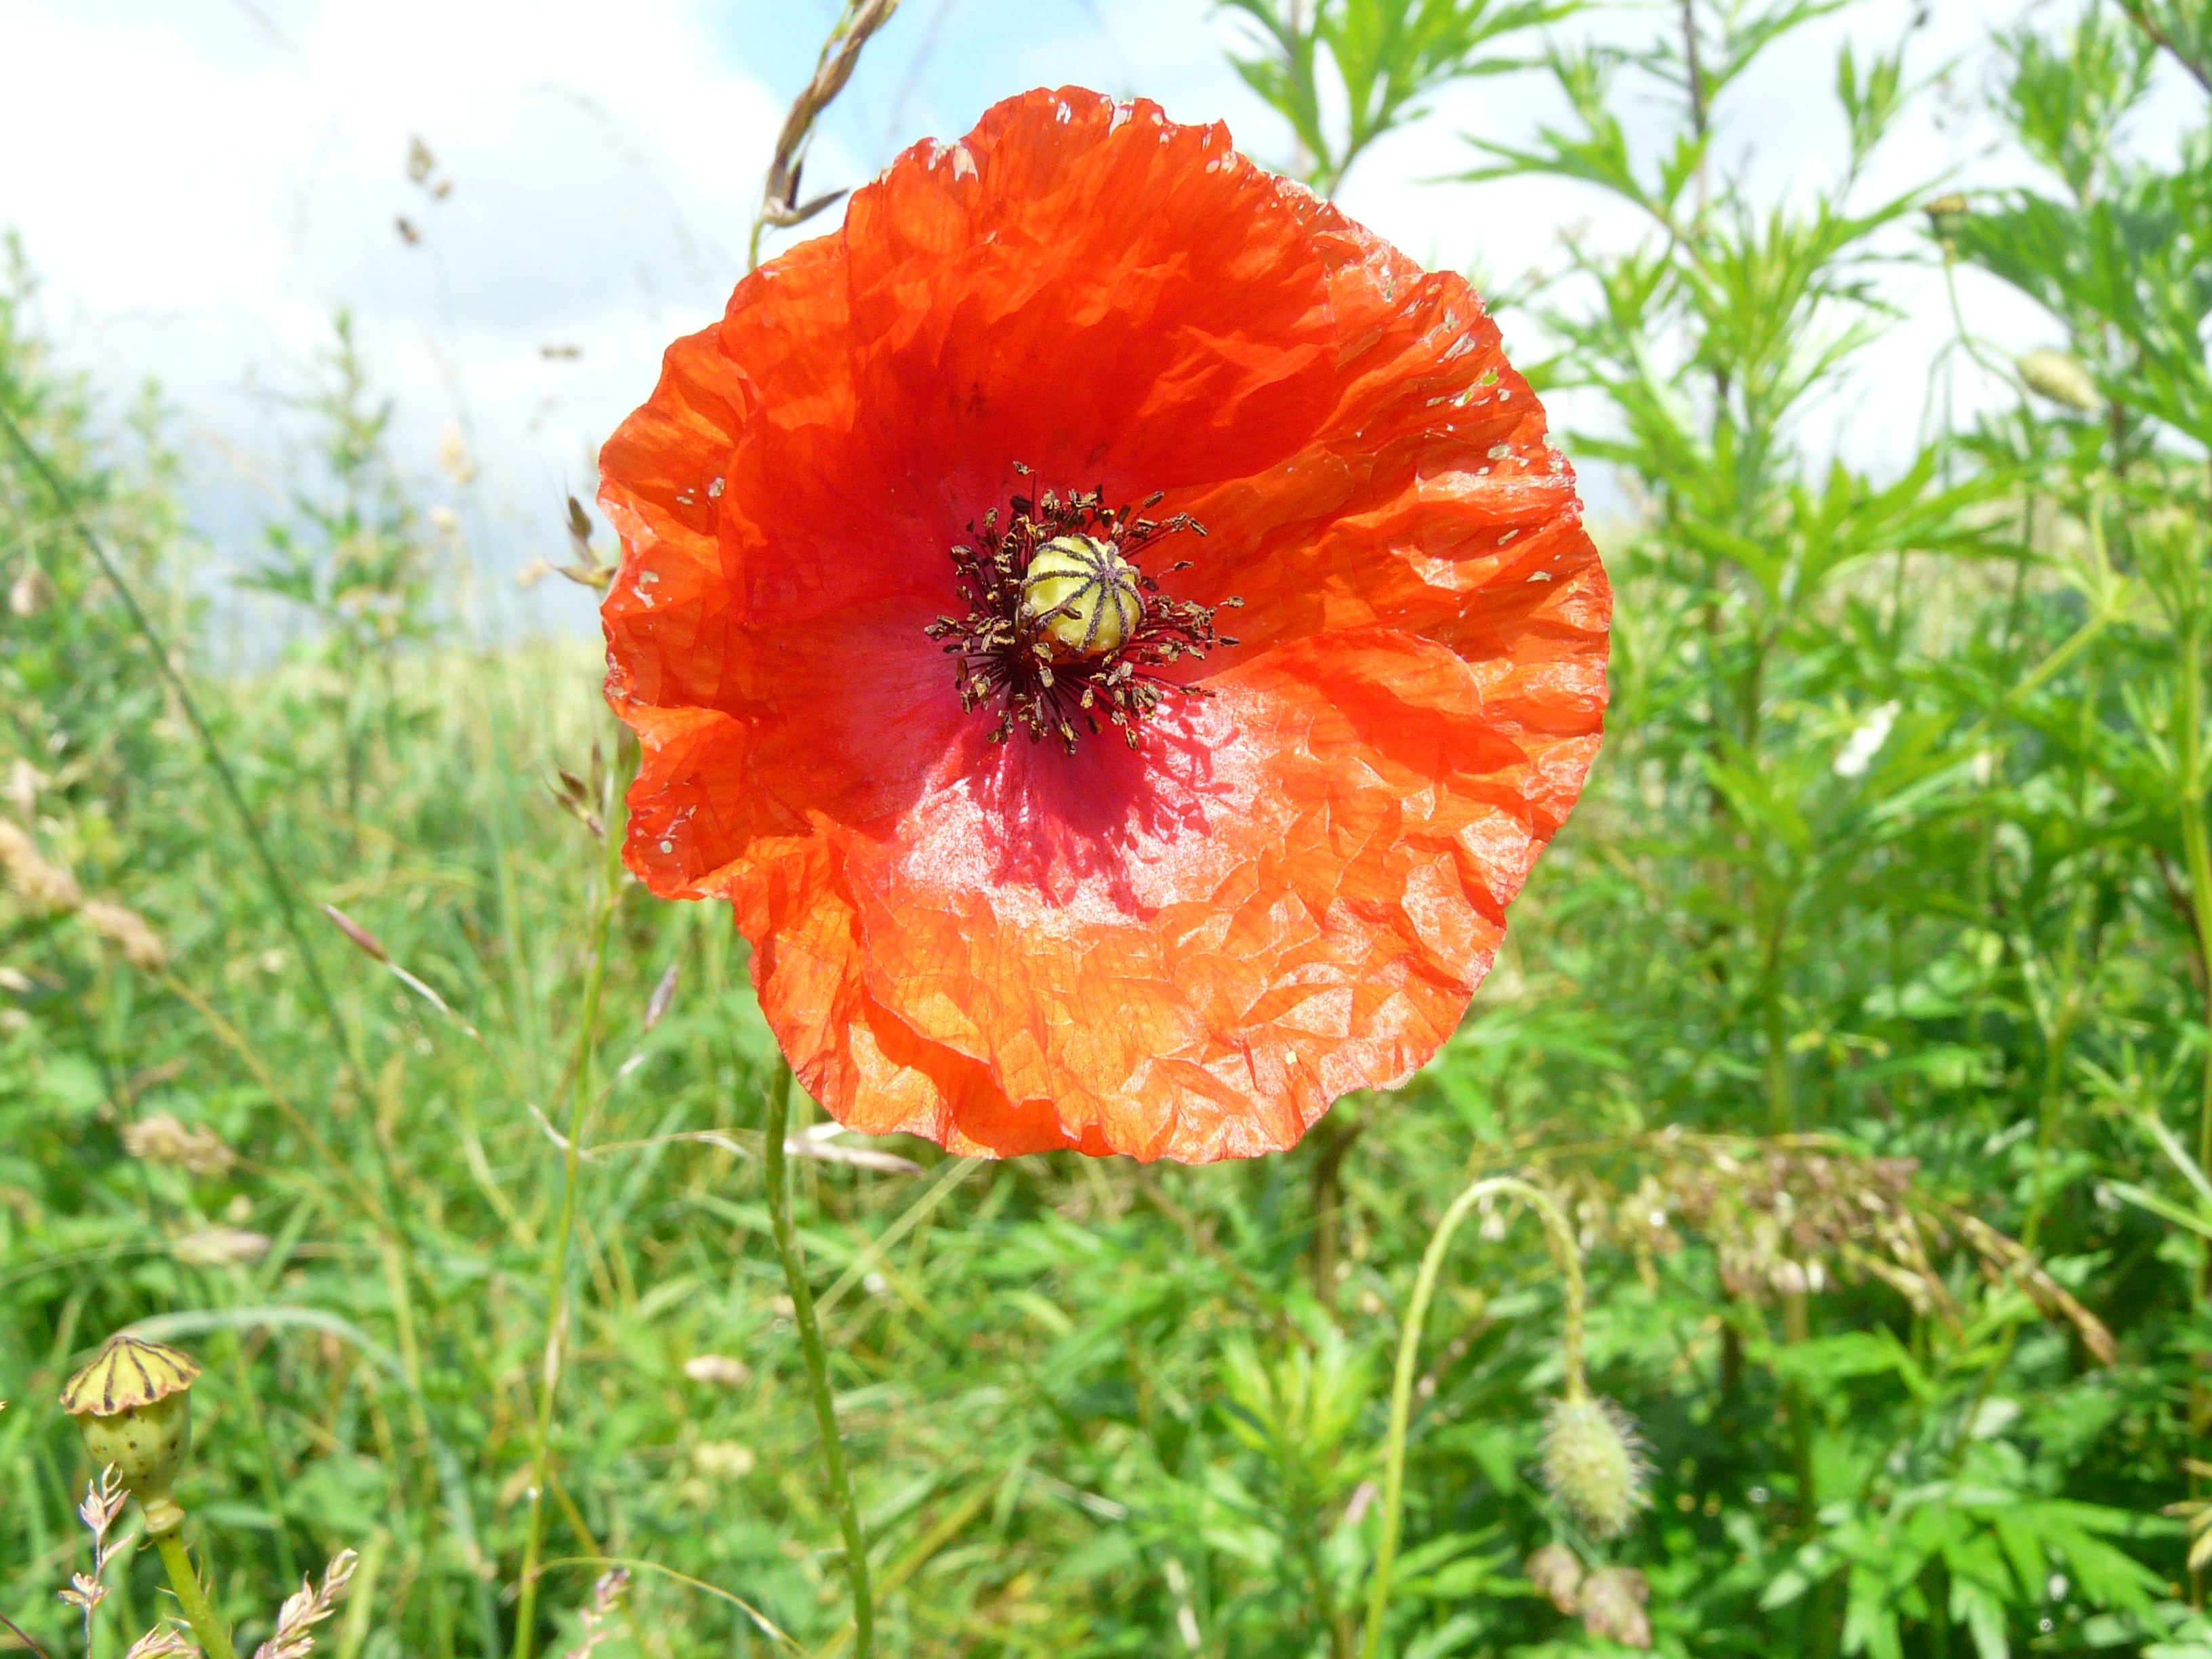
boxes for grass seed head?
[123,1113,238,1177]
[79,899,168,972]
[255,1549,359,1659]
[0,819,83,911]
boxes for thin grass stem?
[510,784,630,1659]
[762,1058,875,1659]
[2177,613,2212,1180]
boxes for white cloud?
[3,0,2197,636]
[3,0,792,632]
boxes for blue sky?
[0,0,2195,642]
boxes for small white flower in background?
[1833,701,1900,779]
[691,1441,756,1479]
[682,1353,752,1388]
[427,505,461,535]
[7,758,43,817]
[1341,1479,1377,1528]
[9,562,56,617]
[172,1228,272,1268]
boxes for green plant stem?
[763,1058,875,1659]
[2179,621,2212,1181]
[1361,1175,1581,1659]
[152,1528,241,1659]
[510,806,629,1659]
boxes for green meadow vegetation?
[5,1,2212,1654]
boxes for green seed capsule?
[62,1334,202,1533]
[1019,535,1143,658]
[79,1393,192,1502]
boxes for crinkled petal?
[600,87,1612,1162]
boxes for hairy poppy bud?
[2018,349,2100,413]
[61,1334,202,1535]
[1540,1391,1650,1540]
[1020,535,1142,657]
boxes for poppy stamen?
[925,472,1233,754]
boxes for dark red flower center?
[924,466,1240,753]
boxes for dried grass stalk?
[252,1550,359,1659]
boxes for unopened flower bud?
[1525,1542,1584,1614]
[1020,535,1142,657]
[1541,1391,1650,1540]
[1579,1565,1652,1647]
[60,1334,203,1535]
[2018,349,2100,413]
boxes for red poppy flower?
[600,87,1610,1163]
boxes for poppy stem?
[1361,1175,1582,1659]
[762,1059,876,1659]
[152,1528,243,1659]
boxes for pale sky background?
[0,0,2200,644]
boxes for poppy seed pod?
[1540,1391,1650,1540]
[1020,535,1143,657]
[61,1334,203,1535]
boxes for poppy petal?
[601,87,1611,1162]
